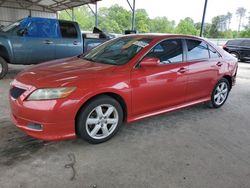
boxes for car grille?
[10,87,26,99]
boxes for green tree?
[59,6,95,31]
[236,7,247,32]
[135,9,150,33]
[149,17,175,33]
[175,17,198,35]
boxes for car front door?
[184,39,222,102]
[12,18,56,65]
[131,39,188,117]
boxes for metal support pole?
[88,3,98,27]
[72,8,75,21]
[200,0,208,37]
[126,0,136,31]
[95,2,98,27]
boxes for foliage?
[58,5,250,38]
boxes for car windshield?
[82,36,152,65]
[1,20,22,32]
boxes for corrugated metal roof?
[0,0,101,13]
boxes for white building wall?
[0,7,56,26]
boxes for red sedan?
[9,34,238,143]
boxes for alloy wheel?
[85,104,119,140]
[213,82,229,106]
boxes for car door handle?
[73,41,80,45]
[177,67,188,73]
[216,62,223,67]
[43,40,53,45]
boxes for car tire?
[0,57,8,79]
[76,95,123,144]
[230,52,240,62]
[208,78,230,108]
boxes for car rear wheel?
[230,52,240,62]
[0,57,8,79]
[209,78,230,108]
[76,95,123,144]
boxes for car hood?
[15,57,118,88]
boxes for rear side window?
[226,40,242,46]
[241,40,250,47]
[208,45,221,59]
[59,21,77,38]
[186,39,209,61]
[146,39,183,64]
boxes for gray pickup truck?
[0,17,83,79]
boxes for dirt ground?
[0,63,250,188]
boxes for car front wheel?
[209,78,230,108]
[76,95,123,144]
[0,57,8,79]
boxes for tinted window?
[208,45,220,59]
[241,40,250,47]
[26,19,59,38]
[146,39,183,64]
[186,40,209,61]
[227,40,242,46]
[59,21,77,38]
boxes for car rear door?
[55,21,82,59]
[240,40,250,61]
[131,39,189,117]
[184,39,222,102]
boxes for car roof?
[123,33,204,41]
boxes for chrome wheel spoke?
[222,88,228,94]
[90,124,101,137]
[87,118,99,125]
[107,118,118,124]
[104,106,114,117]
[101,125,109,136]
[214,93,220,99]
[95,106,104,118]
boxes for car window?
[26,19,59,38]
[146,39,183,64]
[208,45,220,59]
[241,40,250,47]
[186,39,209,61]
[226,40,242,46]
[59,21,77,38]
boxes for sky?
[97,0,250,30]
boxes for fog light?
[27,123,43,131]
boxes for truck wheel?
[0,57,8,79]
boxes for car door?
[12,18,56,65]
[131,39,189,116]
[240,40,250,60]
[184,39,222,102]
[55,21,82,59]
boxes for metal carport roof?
[0,0,101,13]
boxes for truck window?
[59,21,77,39]
[26,19,59,38]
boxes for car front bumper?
[9,81,77,141]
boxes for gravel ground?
[0,63,250,188]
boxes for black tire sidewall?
[210,78,230,108]
[76,95,123,144]
[0,57,8,79]
[230,52,240,61]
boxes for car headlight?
[27,87,76,100]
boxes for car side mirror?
[17,28,28,36]
[140,57,160,67]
